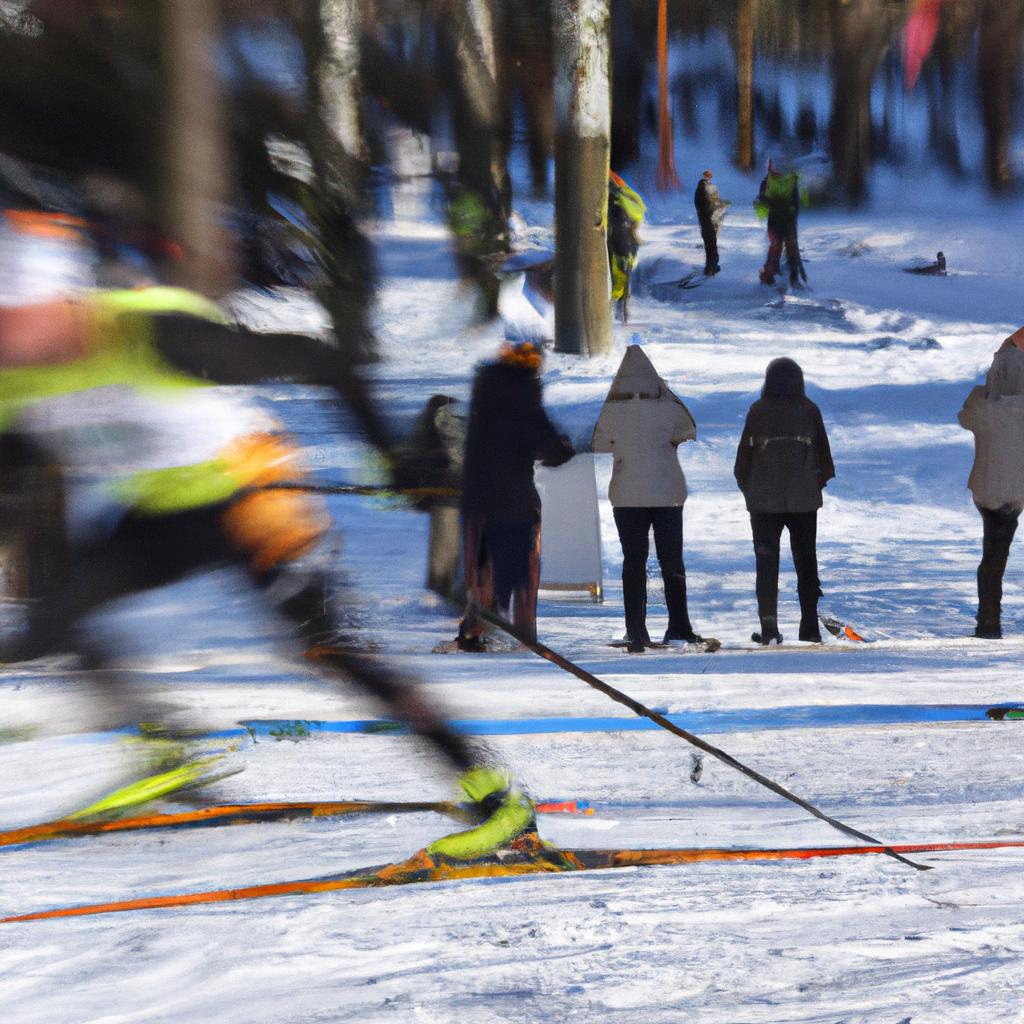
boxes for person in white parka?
[592,344,707,652]
[958,326,1024,639]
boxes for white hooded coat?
[958,339,1024,509]
[592,346,696,507]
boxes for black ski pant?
[749,511,821,640]
[698,214,719,274]
[10,502,475,772]
[976,502,1022,636]
[613,505,693,643]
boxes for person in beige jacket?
[592,344,706,652]
[958,326,1024,638]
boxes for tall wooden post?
[553,0,612,357]
[656,0,679,189]
[735,0,755,170]
[159,1,232,295]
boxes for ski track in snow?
[3,164,1024,1022]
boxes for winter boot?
[752,616,782,645]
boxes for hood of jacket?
[604,345,679,404]
[592,346,696,508]
[762,357,806,398]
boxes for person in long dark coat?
[456,341,574,648]
[734,358,835,644]
[693,170,724,276]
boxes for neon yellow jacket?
[0,288,274,515]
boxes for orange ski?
[7,838,1024,924]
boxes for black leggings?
[613,506,693,643]
[977,502,1022,633]
[749,511,821,637]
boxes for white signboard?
[535,453,603,601]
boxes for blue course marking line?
[220,704,1024,739]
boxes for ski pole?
[266,482,459,499]
[471,603,931,872]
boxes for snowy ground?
[3,157,1024,1022]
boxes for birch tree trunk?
[553,0,612,357]
[445,0,508,318]
[320,0,368,199]
[159,0,232,295]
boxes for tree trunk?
[300,3,379,366]
[828,0,901,203]
[159,1,233,295]
[320,0,368,185]
[444,0,508,318]
[656,0,678,190]
[553,0,612,357]
[735,0,756,170]
[978,0,1024,192]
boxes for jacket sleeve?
[814,407,835,488]
[734,412,753,489]
[671,398,697,445]
[534,393,575,468]
[591,403,614,453]
[958,386,984,432]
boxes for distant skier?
[755,160,806,288]
[693,169,729,276]
[607,170,646,323]
[734,358,835,644]
[455,341,573,649]
[958,326,1024,639]
[593,345,709,653]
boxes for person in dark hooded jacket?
[456,341,574,648]
[734,358,835,644]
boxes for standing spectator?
[455,341,573,649]
[607,170,646,323]
[755,160,806,288]
[693,169,729,276]
[395,394,465,599]
[734,358,835,644]
[592,345,707,653]
[957,326,1024,638]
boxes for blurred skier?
[592,345,709,652]
[607,170,646,323]
[693,169,729,276]
[755,160,806,288]
[958,326,1024,639]
[0,215,534,855]
[734,358,834,644]
[455,341,573,650]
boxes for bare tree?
[320,0,368,190]
[553,0,612,357]
[159,0,234,295]
[827,0,902,204]
[978,0,1024,192]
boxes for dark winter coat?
[694,179,714,227]
[461,361,574,522]
[734,358,835,513]
[395,395,464,510]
